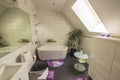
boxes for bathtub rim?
[37,45,68,51]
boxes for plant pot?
[70,48,77,57]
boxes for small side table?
[74,51,88,71]
[74,63,86,72]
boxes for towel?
[37,67,49,80]
[21,51,34,71]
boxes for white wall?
[81,36,92,55]
[36,7,75,45]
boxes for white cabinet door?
[88,71,98,80]
[11,64,29,80]
[89,58,106,80]
[89,38,118,80]
[16,72,29,80]
[91,38,117,72]
[109,45,120,80]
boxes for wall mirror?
[0,0,31,58]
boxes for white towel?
[21,51,34,71]
[37,67,49,80]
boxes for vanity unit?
[88,36,120,80]
[0,63,29,80]
[0,0,37,80]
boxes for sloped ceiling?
[89,0,120,37]
[31,0,90,35]
[32,0,120,37]
[31,0,67,11]
[63,0,120,37]
[62,0,90,35]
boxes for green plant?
[66,29,82,51]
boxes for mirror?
[0,0,31,58]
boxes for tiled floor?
[29,54,92,80]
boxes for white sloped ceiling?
[89,0,120,37]
[63,0,120,37]
[62,0,90,35]
[31,0,68,11]
[32,0,120,37]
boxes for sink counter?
[0,63,29,80]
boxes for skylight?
[72,0,108,33]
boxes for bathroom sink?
[0,64,22,80]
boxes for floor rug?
[47,59,64,67]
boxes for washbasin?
[0,63,23,80]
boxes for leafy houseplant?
[66,29,82,56]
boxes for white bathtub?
[37,45,68,60]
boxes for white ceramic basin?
[0,46,20,58]
[0,64,22,80]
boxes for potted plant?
[66,29,82,56]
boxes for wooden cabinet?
[88,37,120,80]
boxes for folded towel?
[37,67,49,80]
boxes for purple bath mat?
[76,77,87,80]
[76,78,84,80]
[47,59,64,67]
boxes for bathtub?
[37,45,68,60]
